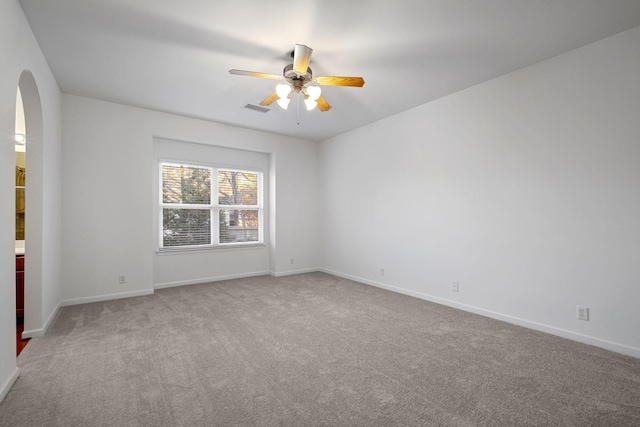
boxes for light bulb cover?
[276,83,292,99]
[277,98,291,110]
[306,85,321,101]
[304,99,317,111]
[15,133,25,144]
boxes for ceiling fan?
[229,44,365,112]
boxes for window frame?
[158,160,264,251]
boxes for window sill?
[156,243,266,255]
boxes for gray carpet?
[1,272,639,426]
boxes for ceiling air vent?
[244,104,270,113]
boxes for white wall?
[61,95,319,303]
[319,26,640,357]
[0,0,62,401]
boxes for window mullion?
[219,205,259,210]
[161,203,212,209]
[212,167,219,245]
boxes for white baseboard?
[61,289,154,307]
[270,267,319,277]
[153,270,270,290]
[0,367,19,403]
[320,268,640,359]
[22,301,62,339]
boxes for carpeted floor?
[1,272,639,426]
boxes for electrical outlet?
[577,306,589,321]
[451,281,459,292]
[290,258,295,265]
[380,268,385,276]
[118,275,126,284]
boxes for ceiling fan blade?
[293,44,313,74]
[314,76,365,87]
[317,96,332,112]
[259,92,279,106]
[229,69,283,80]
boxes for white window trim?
[158,161,264,252]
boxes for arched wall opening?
[17,71,44,337]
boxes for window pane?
[219,209,259,243]
[218,170,258,206]
[163,208,211,246]
[162,165,211,204]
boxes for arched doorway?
[15,86,27,355]
[16,71,44,347]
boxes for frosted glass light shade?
[304,99,317,111]
[277,98,291,109]
[306,85,321,101]
[276,83,292,99]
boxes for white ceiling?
[18,0,640,142]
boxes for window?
[160,162,263,249]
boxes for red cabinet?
[16,255,24,320]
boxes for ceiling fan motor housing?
[283,64,313,90]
